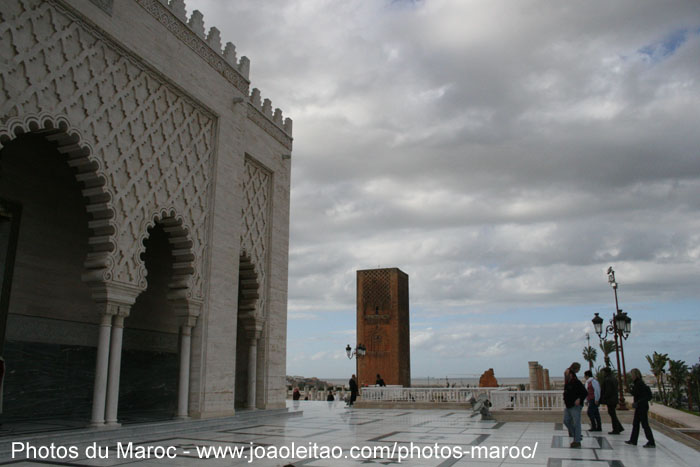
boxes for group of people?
[291,372,386,406]
[563,362,655,448]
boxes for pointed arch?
[0,114,116,283]
[237,251,260,318]
[138,208,196,297]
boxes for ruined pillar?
[528,361,539,390]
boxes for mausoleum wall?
[0,0,291,418]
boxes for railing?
[360,387,499,403]
[360,387,565,411]
[489,390,564,410]
[286,387,566,410]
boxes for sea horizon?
[316,376,565,387]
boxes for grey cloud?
[190,0,700,375]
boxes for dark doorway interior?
[0,134,94,420]
[121,223,178,419]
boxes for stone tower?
[356,268,410,387]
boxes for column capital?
[180,315,198,332]
[170,297,202,329]
[88,281,142,318]
[240,313,265,339]
[244,318,264,341]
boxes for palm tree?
[599,339,617,368]
[646,351,669,403]
[668,359,689,408]
[582,346,597,371]
[689,358,700,412]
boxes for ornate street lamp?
[346,343,366,359]
[346,343,366,387]
[591,266,632,410]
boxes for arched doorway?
[0,132,95,419]
[235,253,260,409]
[119,223,179,420]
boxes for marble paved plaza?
[1,401,697,466]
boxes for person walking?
[563,362,588,448]
[348,374,358,407]
[584,370,602,431]
[599,367,624,434]
[625,368,655,448]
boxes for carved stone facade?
[0,0,291,421]
[240,158,272,320]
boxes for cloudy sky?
[189,0,700,379]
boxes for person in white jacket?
[584,370,602,431]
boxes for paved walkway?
[0,401,697,466]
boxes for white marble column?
[177,324,193,418]
[90,311,114,426]
[171,299,200,419]
[105,311,127,426]
[85,282,142,428]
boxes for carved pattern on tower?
[0,0,215,299]
[240,157,271,318]
[361,269,391,314]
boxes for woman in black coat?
[625,368,655,448]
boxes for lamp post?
[592,266,632,410]
[346,344,366,385]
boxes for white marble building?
[0,0,291,424]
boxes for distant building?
[356,268,410,387]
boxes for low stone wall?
[648,419,700,451]
[649,409,688,428]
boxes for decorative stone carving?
[240,158,271,318]
[89,0,114,15]
[135,0,250,88]
[206,27,222,53]
[187,10,205,38]
[247,89,293,151]
[361,269,391,314]
[262,99,273,118]
[168,0,187,22]
[116,1,290,153]
[0,0,215,299]
[223,42,237,65]
[478,368,499,388]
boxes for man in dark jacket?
[599,367,624,434]
[348,374,358,407]
[563,362,588,448]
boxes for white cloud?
[189,0,700,378]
